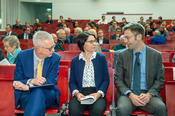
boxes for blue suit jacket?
[69,53,110,96]
[150,35,168,45]
[14,49,61,108]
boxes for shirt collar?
[133,45,146,55]
[79,52,96,61]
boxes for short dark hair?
[77,32,95,52]
[123,22,145,40]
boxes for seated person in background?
[110,27,122,40]
[113,35,127,51]
[18,27,33,39]
[69,32,110,116]
[33,24,43,33]
[33,18,41,26]
[51,33,64,51]
[109,21,118,32]
[88,29,102,53]
[120,17,128,28]
[64,27,74,44]
[97,15,108,25]
[13,31,60,116]
[150,30,168,45]
[45,15,54,24]
[109,16,117,25]
[156,16,163,24]
[56,29,69,44]
[115,23,167,116]
[137,16,146,26]
[2,24,16,38]
[157,24,169,37]
[145,24,153,37]
[57,15,65,27]
[72,27,83,43]
[73,21,79,28]
[13,19,23,29]
[23,21,33,30]
[2,36,21,64]
[97,29,109,44]
[0,48,4,61]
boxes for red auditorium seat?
[68,44,80,51]
[165,81,175,116]
[0,65,15,116]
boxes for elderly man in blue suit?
[13,31,61,116]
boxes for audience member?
[56,29,69,44]
[138,16,146,26]
[108,21,118,32]
[88,29,102,53]
[33,18,40,26]
[23,21,33,30]
[2,24,16,38]
[115,23,167,116]
[97,15,108,24]
[0,49,4,61]
[18,27,33,39]
[51,33,64,51]
[145,24,153,36]
[2,36,21,64]
[109,16,117,25]
[110,27,122,40]
[167,20,175,31]
[33,24,43,33]
[57,15,65,27]
[157,16,163,24]
[13,19,23,29]
[120,17,128,28]
[72,27,83,43]
[150,30,168,45]
[64,27,74,44]
[13,31,60,116]
[69,32,110,116]
[158,24,169,37]
[45,15,54,24]
[97,29,109,44]
[151,22,158,32]
[113,35,127,51]
[73,21,79,28]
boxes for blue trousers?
[19,88,59,116]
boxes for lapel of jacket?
[78,58,85,88]
[128,49,133,86]
[146,46,150,86]
[42,57,50,78]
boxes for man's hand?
[129,93,146,106]
[139,93,152,104]
[30,77,46,86]
[75,92,85,102]
[88,92,102,102]
[13,81,29,91]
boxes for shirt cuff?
[72,90,79,96]
[27,79,34,87]
[97,90,104,97]
[124,90,132,96]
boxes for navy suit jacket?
[69,53,110,96]
[14,49,61,108]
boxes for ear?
[136,34,142,41]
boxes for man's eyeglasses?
[86,40,97,44]
[41,44,55,51]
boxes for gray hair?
[33,31,53,47]
[64,27,70,33]
[74,27,83,33]
[56,29,65,35]
[3,35,20,48]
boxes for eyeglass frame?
[40,44,55,51]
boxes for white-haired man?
[13,31,61,116]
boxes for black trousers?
[69,87,106,116]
